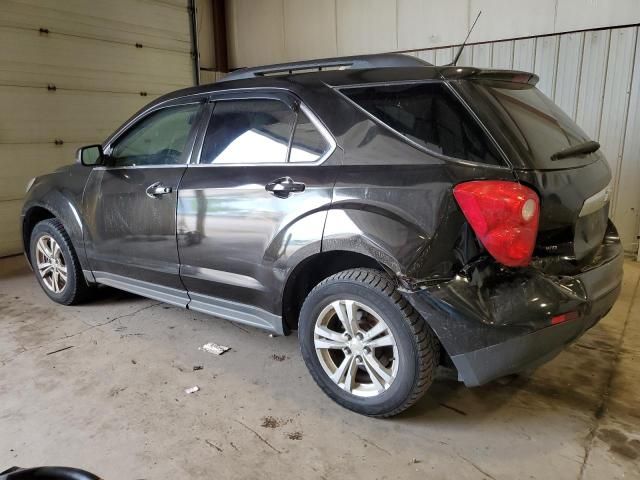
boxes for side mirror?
[76,145,104,166]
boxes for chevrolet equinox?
[22,54,623,416]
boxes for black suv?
[22,54,623,417]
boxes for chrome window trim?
[92,164,188,171]
[190,97,336,168]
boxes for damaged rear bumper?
[405,223,624,387]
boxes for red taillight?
[453,180,540,267]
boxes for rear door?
[83,101,204,305]
[177,91,337,322]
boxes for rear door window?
[201,99,296,164]
[289,110,332,163]
[341,82,503,165]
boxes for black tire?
[30,218,93,305]
[299,268,439,417]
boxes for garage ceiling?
[0,0,195,256]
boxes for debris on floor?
[200,342,230,355]
[271,354,287,362]
[261,416,291,428]
[184,386,200,394]
[46,345,74,355]
[109,386,127,397]
[205,439,223,452]
[193,365,203,371]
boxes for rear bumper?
[405,222,623,386]
[449,281,620,386]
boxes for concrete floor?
[0,256,639,479]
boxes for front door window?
[110,103,201,167]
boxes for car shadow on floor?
[88,285,144,304]
[401,325,618,423]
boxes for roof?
[150,54,538,107]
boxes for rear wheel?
[30,218,93,305]
[299,268,439,417]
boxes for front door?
[177,94,338,320]
[83,102,203,305]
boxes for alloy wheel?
[314,299,399,397]
[35,234,67,294]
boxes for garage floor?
[0,256,639,479]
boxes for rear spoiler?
[439,66,539,86]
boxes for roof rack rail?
[219,53,432,82]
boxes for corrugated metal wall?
[0,0,195,256]
[409,26,640,255]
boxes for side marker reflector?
[551,311,579,325]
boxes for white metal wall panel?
[435,47,454,66]
[534,35,559,97]
[575,30,610,139]
[598,28,637,216]
[556,0,640,33]
[283,0,337,61]
[336,0,397,56]
[0,0,194,256]
[492,41,514,69]
[618,30,640,261]
[417,50,435,65]
[456,44,473,67]
[554,32,584,118]
[227,0,285,67]
[512,38,536,71]
[471,43,492,68]
[469,0,557,42]
[397,0,469,52]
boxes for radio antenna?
[452,10,482,66]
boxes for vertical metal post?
[212,0,229,72]
[189,0,200,85]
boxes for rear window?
[341,82,503,165]
[459,81,594,170]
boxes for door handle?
[265,177,306,198]
[146,182,172,198]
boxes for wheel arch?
[22,205,57,264]
[281,249,395,332]
[22,199,88,274]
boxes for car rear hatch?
[453,75,613,265]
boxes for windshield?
[456,80,599,170]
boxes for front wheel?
[299,268,439,417]
[30,218,93,305]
